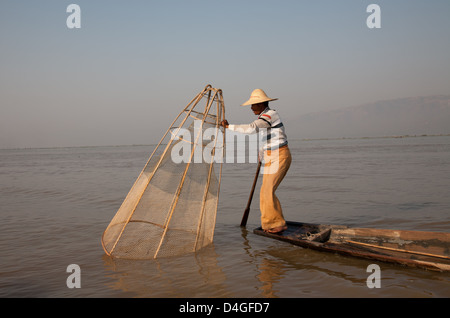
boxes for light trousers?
[260,145,292,230]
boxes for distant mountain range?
[286,95,450,139]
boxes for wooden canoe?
[253,221,450,272]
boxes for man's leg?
[260,147,292,231]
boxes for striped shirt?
[227,107,288,151]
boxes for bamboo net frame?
[101,85,225,259]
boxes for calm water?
[1,136,449,298]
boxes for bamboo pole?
[346,240,450,260]
[153,88,219,258]
[193,89,224,251]
[210,91,225,242]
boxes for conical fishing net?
[102,85,225,259]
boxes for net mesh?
[102,85,225,259]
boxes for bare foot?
[264,225,288,234]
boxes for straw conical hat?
[241,89,278,106]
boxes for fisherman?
[221,89,292,234]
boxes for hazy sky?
[1,1,450,148]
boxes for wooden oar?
[240,160,262,228]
